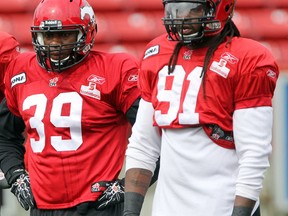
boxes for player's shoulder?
[222,37,279,77]
[10,51,36,65]
[87,51,139,80]
[0,31,19,51]
[142,33,175,60]
[217,37,278,71]
[0,31,15,39]
[0,32,20,63]
[13,51,35,60]
[230,37,274,58]
[7,52,36,74]
[145,33,170,47]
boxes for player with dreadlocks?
[0,0,160,215]
[124,0,279,215]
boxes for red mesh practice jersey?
[139,34,279,148]
[0,31,20,101]
[4,51,140,209]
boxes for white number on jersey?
[155,66,202,126]
[23,92,83,153]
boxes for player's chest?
[150,61,234,127]
[14,71,118,123]
[152,59,233,100]
[14,67,118,101]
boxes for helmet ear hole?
[225,4,232,13]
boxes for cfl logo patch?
[143,45,159,59]
[11,72,26,87]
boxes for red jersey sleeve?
[4,56,22,116]
[116,53,141,113]
[233,41,279,110]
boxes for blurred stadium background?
[0,0,288,215]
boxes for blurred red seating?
[90,0,163,11]
[96,12,165,43]
[0,0,163,13]
[0,12,166,45]
[260,40,288,70]
[2,9,288,45]
[2,3,288,71]
[236,0,288,8]
[2,9,287,45]
[1,0,288,13]
[0,14,33,45]
[233,9,288,40]
[0,0,38,13]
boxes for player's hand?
[10,170,36,211]
[95,178,124,209]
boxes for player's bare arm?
[125,168,152,196]
[124,168,152,216]
[231,195,256,216]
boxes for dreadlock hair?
[167,19,240,96]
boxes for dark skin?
[42,31,78,61]
[125,168,152,197]
[171,3,204,36]
[232,197,255,215]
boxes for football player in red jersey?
[0,0,155,215]
[0,31,20,189]
[124,0,279,216]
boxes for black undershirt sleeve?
[0,98,26,183]
[125,97,141,126]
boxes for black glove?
[95,178,124,210]
[10,169,35,211]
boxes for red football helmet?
[162,0,236,43]
[31,0,97,72]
